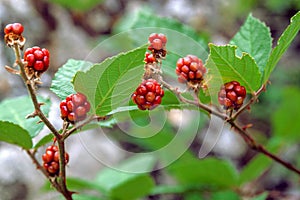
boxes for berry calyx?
[218,81,246,110]
[4,23,24,35]
[175,55,206,84]
[60,93,91,124]
[24,46,50,73]
[42,145,69,176]
[132,79,164,110]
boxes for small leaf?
[250,192,269,200]
[230,13,272,73]
[73,45,146,116]
[205,44,262,95]
[33,133,54,149]
[168,157,238,188]
[95,155,156,200]
[263,11,300,82]
[0,96,50,138]
[0,121,32,149]
[51,59,93,100]
[47,0,103,11]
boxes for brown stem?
[161,78,300,176]
[13,43,61,139]
[232,84,266,120]
[13,42,73,199]
[25,150,62,193]
[229,121,300,175]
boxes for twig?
[161,78,300,176]
[13,42,61,139]
[13,42,73,199]
[232,84,266,120]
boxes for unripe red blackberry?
[4,23,24,35]
[144,52,156,63]
[132,79,164,110]
[148,33,167,59]
[218,81,246,110]
[24,46,50,73]
[4,23,26,48]
[42,145,69,176]
[176,55,206,84]
[60,93,91,123]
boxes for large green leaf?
[0,96,50,138]
[230,13,272,73]
[94,155,156,200]
[263,11,300,82]
[205,44,262,95]
[51,59,93,100]
[168,157,239,188]
[272,87,300,142]
[0,121,32,149]
[73,45,146,116]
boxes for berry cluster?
[24,46,50,73]
[147,33,167,59]
[132,79,164,110]
[218,81,246,110]
[176,54,206,85]
[4,23,24,35]
[42,145,69,176]
[60,93,91,124]
[3,22,25,47]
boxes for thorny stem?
[160,78,300,176]
[13,43,73,199]
[13,43,61,139]
[231,84,266,120]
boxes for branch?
[161,79,300,176]
[13,43,61,139]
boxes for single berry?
[132,79,164,110]
[218,81,246,110]
[60,93,91,123]
[144,52,156,63]
[24,46,50,73]
[175,55,206,84]
[4,23,24,35]
[42,145,69,176]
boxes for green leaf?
[272,87,300,142]
[250,192,269,200]
[67,177,104,192]
[230,13,272,74]
[33,133,54,149]
[0,96,50,138]
[205,44,262,95]
[95,155,156,200]
[263,11,300,82]
[73,45,146,116]
[211,190,240,200]
[72,194,105,200]
[47,0,103,11]
[51,59,93,100]
[0,121,32,149]
[168,157,238,188]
